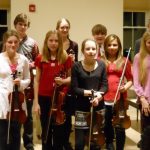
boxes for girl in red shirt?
[103,34,133,150]
[34,30,72,150]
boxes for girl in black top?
[71,39,108,150]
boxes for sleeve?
[124,59,133,81]
[74,42,78,62]
[99,62,108,93]
[20,57,31,90]
[64,56,73,70]
[71,62,84,96]
[132,54,145,97]
[31,42,39,62]
[34,54,42,69]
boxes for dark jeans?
[141,125,150,150]
[63,94,76,149]
[75,128,88,150]
[104,105,125,150]
[23,99,34,150]
[0,119,21,150]
[39,95,66,150]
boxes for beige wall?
[10,0,123,59]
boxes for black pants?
[39,95,66,150]
[0,119,21,150]
[104,105,125,150]
[141,125,150,150]
[63,94,76,149]
[23,99,34,150]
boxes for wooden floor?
[20,104,141,150]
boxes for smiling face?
[106,39,119,58]
[104,34,122,60]
[56,18,70,39]
[82,40,97,60]
[5,35,19,56]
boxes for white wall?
[11,0,123,59]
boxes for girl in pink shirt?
[133,31,150,150]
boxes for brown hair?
[41,30,68,64]
[56,18,71,30]
[2,30,19,51]
[81,38,98,54]
[14,13,30,27]
[92,24,107,35]
[104,34,124,69]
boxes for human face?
[107,39,119,57]
[15,22,28,37]
[47,34,59,54]
[58,19,70,38]
[5,35,19,55]
[83,40,97,60]
[93,33,106,46]
[145,38,150,54]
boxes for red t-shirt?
[35,54,72,97]
[104,58,133,102]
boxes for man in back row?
[13,13,39,150]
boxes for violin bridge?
[119,110,125,118]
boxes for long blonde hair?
[138,31,150,86]
[104,34,124,69]
[41,30,68,64]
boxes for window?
[123,12,146,61]
[0,9,8,41]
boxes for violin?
[51,86,66,125]
[44,70,66,143]
[24,68,35,100]
[86,90,105,149]
[7,71,26,124]
[52,70,66,125]
[7,70,27,144]
[112,94,131,129]
[112,47,131,129]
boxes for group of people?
[0,12,149,150]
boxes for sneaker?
[137,140,141,148]
[106,143,115,150]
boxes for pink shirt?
[104,58,133,102]
[133,54,150,103]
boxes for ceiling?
[124,0,150,11]
[0,0,150,10]
[0,0,10,8]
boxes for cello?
[112,47,131,129]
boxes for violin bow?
[88,89,94,150]
[7,90,13,144]
[44,85,57,144]
[113,47,131,106]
